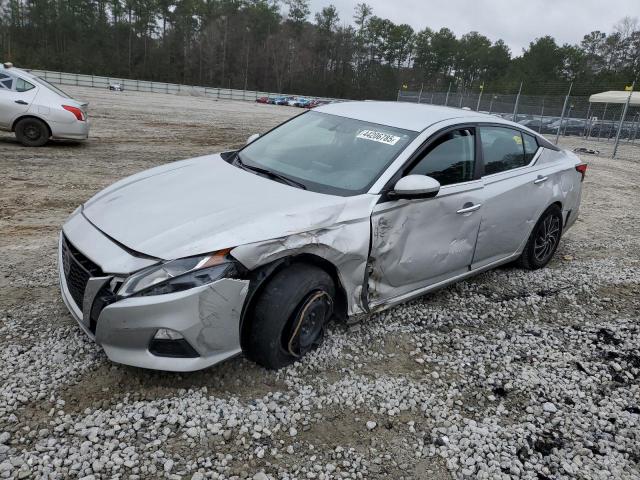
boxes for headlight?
[118,249,239,297]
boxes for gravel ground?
[1,87,639,480]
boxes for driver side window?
[408,128,475,186]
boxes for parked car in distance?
[0,62,89,147]
[518,117,557,133]
[275,96,294,105]
[306,99,330,109]
[255,96,270,104]
[294,98,313,108]
[109,83,124,92]
[59,102,585,372]
[548,118,587,137]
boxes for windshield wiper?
[234,154,307,190]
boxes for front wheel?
[245,264,335,369]
[517,205,563,270]
[15,118,50,147]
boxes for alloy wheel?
[533,215,561,263]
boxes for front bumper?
[58,218,250,372]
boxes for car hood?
[81,154,376,260]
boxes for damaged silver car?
[59,102,586,371]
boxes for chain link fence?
[398,83,640,160]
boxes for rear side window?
[408,128,475,186]
[16,78,35,92]
[480,127,528,175]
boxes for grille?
[61,236,103,311]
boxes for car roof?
[315,101,501,132]
[1,67,41,84]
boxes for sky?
[307,0,639,56]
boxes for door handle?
[534,175,549,184]
[456,203,482,214]
[15,100,28,105]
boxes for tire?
[245,263,335,369]
[517,204,563,270]
[15,117,50,147]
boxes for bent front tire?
[517,204,563,270]
[245,263,335,369]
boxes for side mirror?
[246,133,260,145]
[390,175,440,199]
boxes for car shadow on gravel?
[56,357,288,413]
[0,133,87,149]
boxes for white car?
[0,63,89,146]
[59,102,586,372]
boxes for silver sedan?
[0,63,89,146]
[58,102,585,371]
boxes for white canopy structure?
[589,90,640,106]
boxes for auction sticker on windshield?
[357,130,401,145]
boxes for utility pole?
[555,82,573,145]
[476,82,484,111]
[512,81,523,121]
[444,82,452,106]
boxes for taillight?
[62,105,85,121]
[575,164,587,182]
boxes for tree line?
[1,0,638,99]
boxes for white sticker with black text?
[357,130,401,145]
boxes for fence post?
[539,98,545,133]
[555,82,573,145]
[597,103,607,142]
[612,81,635,158]
[417,83,423,104]
[512,81,522,121]
[476,83,484,111]
[444,82,451,106]
[583,103,592,138]
[396,89,400,101]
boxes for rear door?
[471,126,555,269]
[0,74,38,129]
[368,127,483,306]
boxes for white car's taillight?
[62,105,86,121]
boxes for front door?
[368,127,483,307]
[0,74,37,129]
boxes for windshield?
[238,111,417,196]
[34,76,71,98]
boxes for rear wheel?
[517,205,563,270]
[15,118,50,147]
[245,264,335,369]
